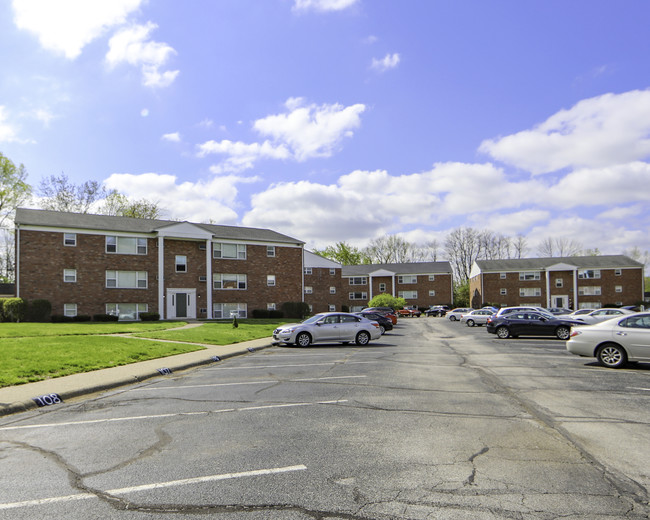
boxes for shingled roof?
[473,255,643,272]
[342,261,452,276]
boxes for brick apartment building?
[469,256,645,310]
[15,208,304,320]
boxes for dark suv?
[424,305,449,317]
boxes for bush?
[139,312,160,321]
[51,314,74,323]
[269,310,284,319]
[93,313,119,322]
[74,315,92,322]
[281,301,311,319]
[0,297,7,322]
[27,299,52,322]
[252,309,270,319]
[3,297,27,323]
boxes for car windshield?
[303,314,326,324]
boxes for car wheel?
[379,325,386,335]
[496,326,510,339]
[555,326,570,340]
[466,319,475,327]
[355,331,371,346]
[449,315,457,321]
[597,343,627,368]
[296,332,311,347]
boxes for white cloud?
[597,204,643,220]
[471,210,551,235]
[162,132,181,142]
[479,89,650,174]
[106,22,179,88]
[0,106,18,142]
[293,0,359,12]
[371,53,400,72]
[12,0,142,59]
[140,108,149,117]
[103,172,261,224]
[197,140,291,174]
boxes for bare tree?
[444,227,483,284]
[537,237,583,257]
[365,235,414,263]
[512,235,528,258]
[100,191,162,219]
[479,231,511,260]
[39,173,106,213]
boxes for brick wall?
[304,267,343,313]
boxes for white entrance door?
[551,295,569,308]
[167,289,197,319]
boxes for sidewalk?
[0,336,273,418]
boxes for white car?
[460,309,494,327]
[272,312,381,347]
[568,308,635,325]
[446,308,473,321]
[494,306,548,318]
[567,312,650,368]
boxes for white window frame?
[305,286,313,294]
[106,236,147,254]
[519,287,542,297]
[329,268,336,275]
[500,288,507,295]
[555,278,563,288]
[213,273,247,290]
[578,286,602,296]
[64,303,77,317]
[379,282,386,292]
[349,277,368,285]
[519,271,541,281]
[615,285,623,293]
[398,290,418,299]
[213,303,247,319]
[106,303,148,320]
[304,267,312,275]
[428,275,435,281]
[64,233,76,246]
[63,269,77,283]
[429,290,436,296]
[106,270,148,289]
[349,291,368,300]
[578,269,601,279]
[615,269,622,276]
[267,274,276,286]
[267,245,276,257]
[330,286,336,294]
[500,273,507,279]
[213,243,246,260]
[175,255,187,273]
[267,303,276,311]
[328,304,336,312]
[398,275,418,284]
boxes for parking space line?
[0,465,307,511]
[206,361,376,370]
[136,375,367,391]
[0,400,348,432]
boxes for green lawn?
[0,320,287,388]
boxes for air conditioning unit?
[199,244,206,250]
[199,276,207,282]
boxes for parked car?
[424,305,449,317]
[494,306,548,317]
[557,308,593,319]
[447,308,473,321]
[355,311,393,334]
[546,307,573,315]
[567,312,650,368]
[460,309,494,327]
[363,307,398,325]
[486,311,584,340]
[397,306,421,318]
[567,308,635,325]
[273,312,381,347]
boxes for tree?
[367,293,406,310]
[313,241,370,265]
[0,152,32,228]
[512,235,528,258]
[100,191,162,219]
[365,235,413,263]
[38,173,106,213]
[537,237,583,257]
[444,227,483,284]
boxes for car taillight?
[570,330,581,337]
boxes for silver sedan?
[272,312,382,347]
[460,309,494,327]
[567,312,650,368]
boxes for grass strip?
[0,336,203,387]
[0,321,187,338]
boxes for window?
[64,303,77,317]
[349,292,367,300]
[615,285,623,293]
[305,286,313,294]
[578,286,601,296]
[379,283,386,292]
[500,288,507,295]
[578,269,600,279]
[500,273,507,279]
[328,304,336,312]
[106,303,148,320]
[213,243,246,259]
[349,277,367,285]
[175,255,187,272]
[213,273,247,290]
[63,269,77,283]
[106,270,148,289]
[579,302,600,309]
[519,288,542,297]
[555,278,563,288]
[213,303,247,318]
[267,245,276,257]
[398,275,417,284]
[330,286,336,294]
[428,275,435,281]
[519,271,540,281]
[64,233,76,246]
[429,290,436,296]
[329,268,336,275]
[621,315,650,329]
[267,274,276,286]
[304,267,312,275]
[106,236,147,254]
[267,303,276,311]
[398,290,418,299]
[615,269,622,276]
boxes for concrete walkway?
[0,327,274,417]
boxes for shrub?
[252,309,270,319]
[51,314,74,323]
[269,310,284,319]
[281,301,311,319]
[27,299,52,322]
[0,297,7,322]
[93,313,119,322]
[74,314,92,322]
[3,297,27,323]
[139,312,160,321]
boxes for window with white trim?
[63,269,77,283]
[500,273,507,279]
[615,285,623,293]
[106,236,147,254]
[304,267,312,275]
[330,286,336,294]
[349,292,367,300]
[64,303,77,317]
[106,303,148,320]
[578,286,601,296]
[267,303,276,311]
[330,268,336,275]
[64,233,76,246]
[519,287,542,297]
[213,243,246,259]
[267,246,275,257]
[615,269,622,276]
[213,303,247,318]
[398,275,417,284]
[267,274,276,286]
[428,275,435,281]
[305,286,313,294]
[519,271,540,281]
[213,273,247,290]
[106,270,148,289]
[429,290,436,296]
[500,288,507,295]
[175,255,187,272]
[328,304,336,312]
[349,277,367,285]
[398,290,418,299]
[578,269,600,279]
[379,283,386,292]
[579,302,601,309]
[555,278,563,288]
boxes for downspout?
[158,236,165,319]
[545,270,550,308]
[573,267,578,310]
[15,226,20,297]
[206,239,212,318]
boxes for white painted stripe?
[0,400,348,431]
[0,465,307,510]
[207,361,376,370]
[137,375,367,391]
[628,387,650,392]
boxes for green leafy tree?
[313,241,370,265]
[0,152,32,227]
[367,293,406,310]
[100,191,162,219]
[453,281,470,307]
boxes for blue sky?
[2,0,650,257]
